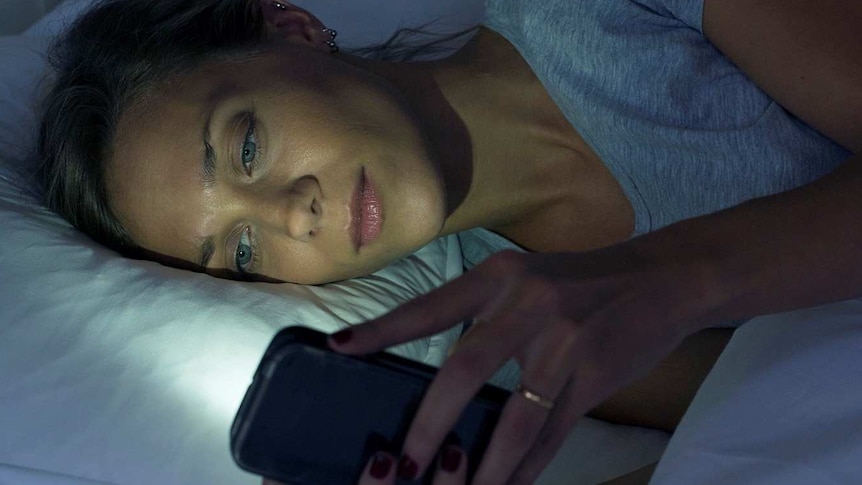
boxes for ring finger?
[471,327,574,484]
[470,381,560,484]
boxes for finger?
[329,269,503,355]
[508,323,661,485]
[469,319,577,485]
[446,317,482,358]
[397,285,564,481]
[507,379,580,485]
[433,446,468,485]
[471,378,569,485]
[394,317,533,480]
[358,451,397,485]
[329,265,501,355]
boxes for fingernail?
[441,447,462,473]
[331,329,353,345]
[369,452,393,480]
[397,455,419,480]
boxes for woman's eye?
[235,227,255,274]
[240,115,257,175]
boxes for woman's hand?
[261,445,468,485]
[329,245,714,485]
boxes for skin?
[108,33,447,285]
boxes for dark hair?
[38,0,267,256]
[351,23,479,62]
[38,0,477,259]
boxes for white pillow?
[0,0,64,36]
[0,178,462,485]
[0,1,483,484]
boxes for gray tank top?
[462,0,850,268]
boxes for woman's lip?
[350,168,382,251]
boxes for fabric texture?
[464,0,849,301]
[474,0,849,250]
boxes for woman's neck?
[342,29,617,247]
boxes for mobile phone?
[230,326,510,485]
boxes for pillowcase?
[0,175,462,485]
[0,1,484,484]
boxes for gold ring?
[516,384,555,410]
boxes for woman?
[39,0,862,484]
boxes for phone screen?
[231,327,508,485]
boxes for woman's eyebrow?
[198,235,215,269]
[200,82,237,190]
[198,99,221,269]
[201,110,218,189]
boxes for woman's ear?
[259,1,338,53]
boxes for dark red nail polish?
[441,447,462,473]
[397,455,419,480]
[369,453,393,480]
[331,329,353,345]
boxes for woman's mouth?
[351,168,382,251]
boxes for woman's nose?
[282,194,322,241]
[254,177,322,242]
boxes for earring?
[323,28,339,54]
[269,2,339,54]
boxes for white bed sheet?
[652,298,862,485]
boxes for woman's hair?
[38,0,476,259]
[351,24,479,63]
[39,0,268,257]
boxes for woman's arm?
[702,0,862,153]
[633,152,862,326]
[643,0,862,322]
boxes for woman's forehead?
[111,83,204,177]
[107,80,216,262]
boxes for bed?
[1,2,861,485]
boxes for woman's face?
[107,41,447,284]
